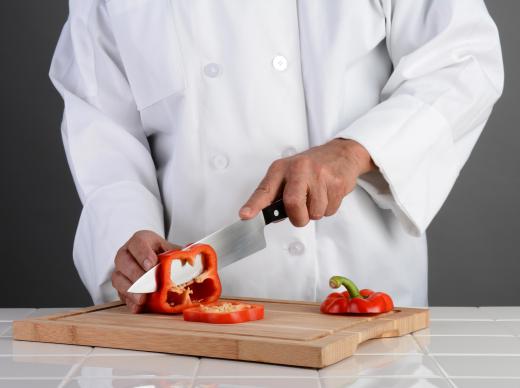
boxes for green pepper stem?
[329,276,361,298]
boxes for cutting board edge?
[12,300,429,369]
[13,318,340,368]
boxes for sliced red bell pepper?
[146,244,222,314]
[183,301,264,324]
[320,276,394,314]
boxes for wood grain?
[13,298,428,368]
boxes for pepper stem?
[329,276,361,298]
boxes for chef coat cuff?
[337,94,457,236]
[73,181,165,304]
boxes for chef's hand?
[240,139,375,226]
[111,230,179,313]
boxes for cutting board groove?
[13,298,428,368]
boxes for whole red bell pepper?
[146,244,222,314]
[320,276,394,314]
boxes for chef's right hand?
[111,230,179,313]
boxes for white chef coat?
[50,0,503,306]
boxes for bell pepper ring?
[183,301,264,324]
[146,244,222,314]
[320,276,394,314]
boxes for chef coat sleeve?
[337,0,503,236]
[49,0,164,303]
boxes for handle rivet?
[274,210,280,217]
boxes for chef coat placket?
[171,1,317,300]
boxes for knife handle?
[262,199,288,225]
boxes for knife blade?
[127,199,287,293]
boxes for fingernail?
[240,206,251,217]
[143,259,152,271]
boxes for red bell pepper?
[320,276,394,314]
[146,244,222,314]
[183,301,264,324]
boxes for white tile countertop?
[1,307,520,387]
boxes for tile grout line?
[193,376,334,379]
[57,347,94,388]
[414,334,515,337]
[449,377,520,380]
[410,332,427,355]
[411,332,455,386]
[0,325,9,337]
[428,354,458,388]
[436,305,487,380]
[317,373,324,388]
[192,356,201,382]
[419,353,520,357]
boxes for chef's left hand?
[239,139,375,226]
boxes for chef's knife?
[127,199,287,293]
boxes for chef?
[50,0,503,312]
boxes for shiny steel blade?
[128,214,267,293]
[195,213,267,268]
[170,253,203,285]
[127,265,158,293]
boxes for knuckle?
[255,183,272,195]
[129,239,149,256]
[314,164,330,181]
[114,249,123,264]
[129,235,142,247]
[284,193,304,209]
[132,230,151,243]
[268,159,285,172]
[331,178,348,195]
[290,155,312,171]
[114,254,123,268]
[131,230,143,240]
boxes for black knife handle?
[262,199,288,225]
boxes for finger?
[153,239,180,254]
[324,191,343,217]
[127,237,158,271]
[308,183,328,220]
[239,161,285,219]
[112,270,145,306]
[283,177,310,227]
[115,248,146,282]
[127,299,143,314]
[117,291,143,314]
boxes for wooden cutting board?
[13,297,428,368]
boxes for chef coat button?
[281,147,297,158]
[210,154,229,170]
[272,55,288,71]
[204,63,221,78]
[288,241,305,256]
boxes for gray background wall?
[0,1,518,307]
